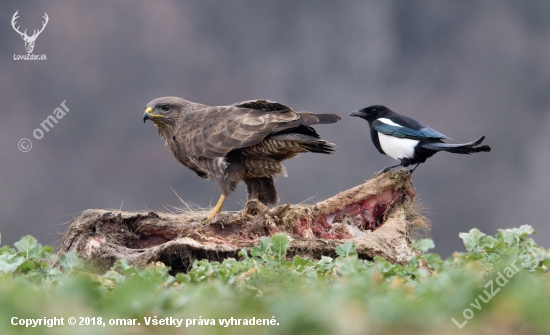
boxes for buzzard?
[143,97,341,219]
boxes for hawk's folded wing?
[176,100,300,159]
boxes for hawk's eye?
[161,104,171,111]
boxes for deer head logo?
[11,11,49,54]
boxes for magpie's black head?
[350,105,390,122]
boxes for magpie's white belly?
[378,133,418,161]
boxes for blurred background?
[1,1,549,257]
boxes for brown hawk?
[143,97,341,219]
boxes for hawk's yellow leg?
[207,194,226,220]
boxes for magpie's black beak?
[349,109,364,117]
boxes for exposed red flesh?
[293,188,403,239]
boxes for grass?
[0,225,549,335]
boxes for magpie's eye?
[161,104,171,111]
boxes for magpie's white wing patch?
[377,118,402,127]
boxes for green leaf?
[103,270,126,284]
[270,234,289,261]
[238,248,249,259]
[413,239,435,253]
[315,256,334,273]
[293,255,313,268]
[18,259,41,273]
[251,237,270,259]
[113,259,139,276]
[335,256,365,276]
[497,225,535,246]
[175,272,190,284]
[14,235,42,259]
[41,245,55,255]
[0,254,25,273]
[0,245,15,255]
[459,228,486,252]
[480,235,496,250]
[336,242,358,257]
[514,225,535,237]
[59,252,84,271]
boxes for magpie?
[350,105,491,174]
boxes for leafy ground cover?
[1,225,549,335]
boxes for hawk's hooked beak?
[143,107,164,123]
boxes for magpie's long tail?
[421,136,491,154]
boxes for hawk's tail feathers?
[268,132,337,154]
[314,113,342,124]
[299,140,337,154]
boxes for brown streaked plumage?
[143,97,341,219]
